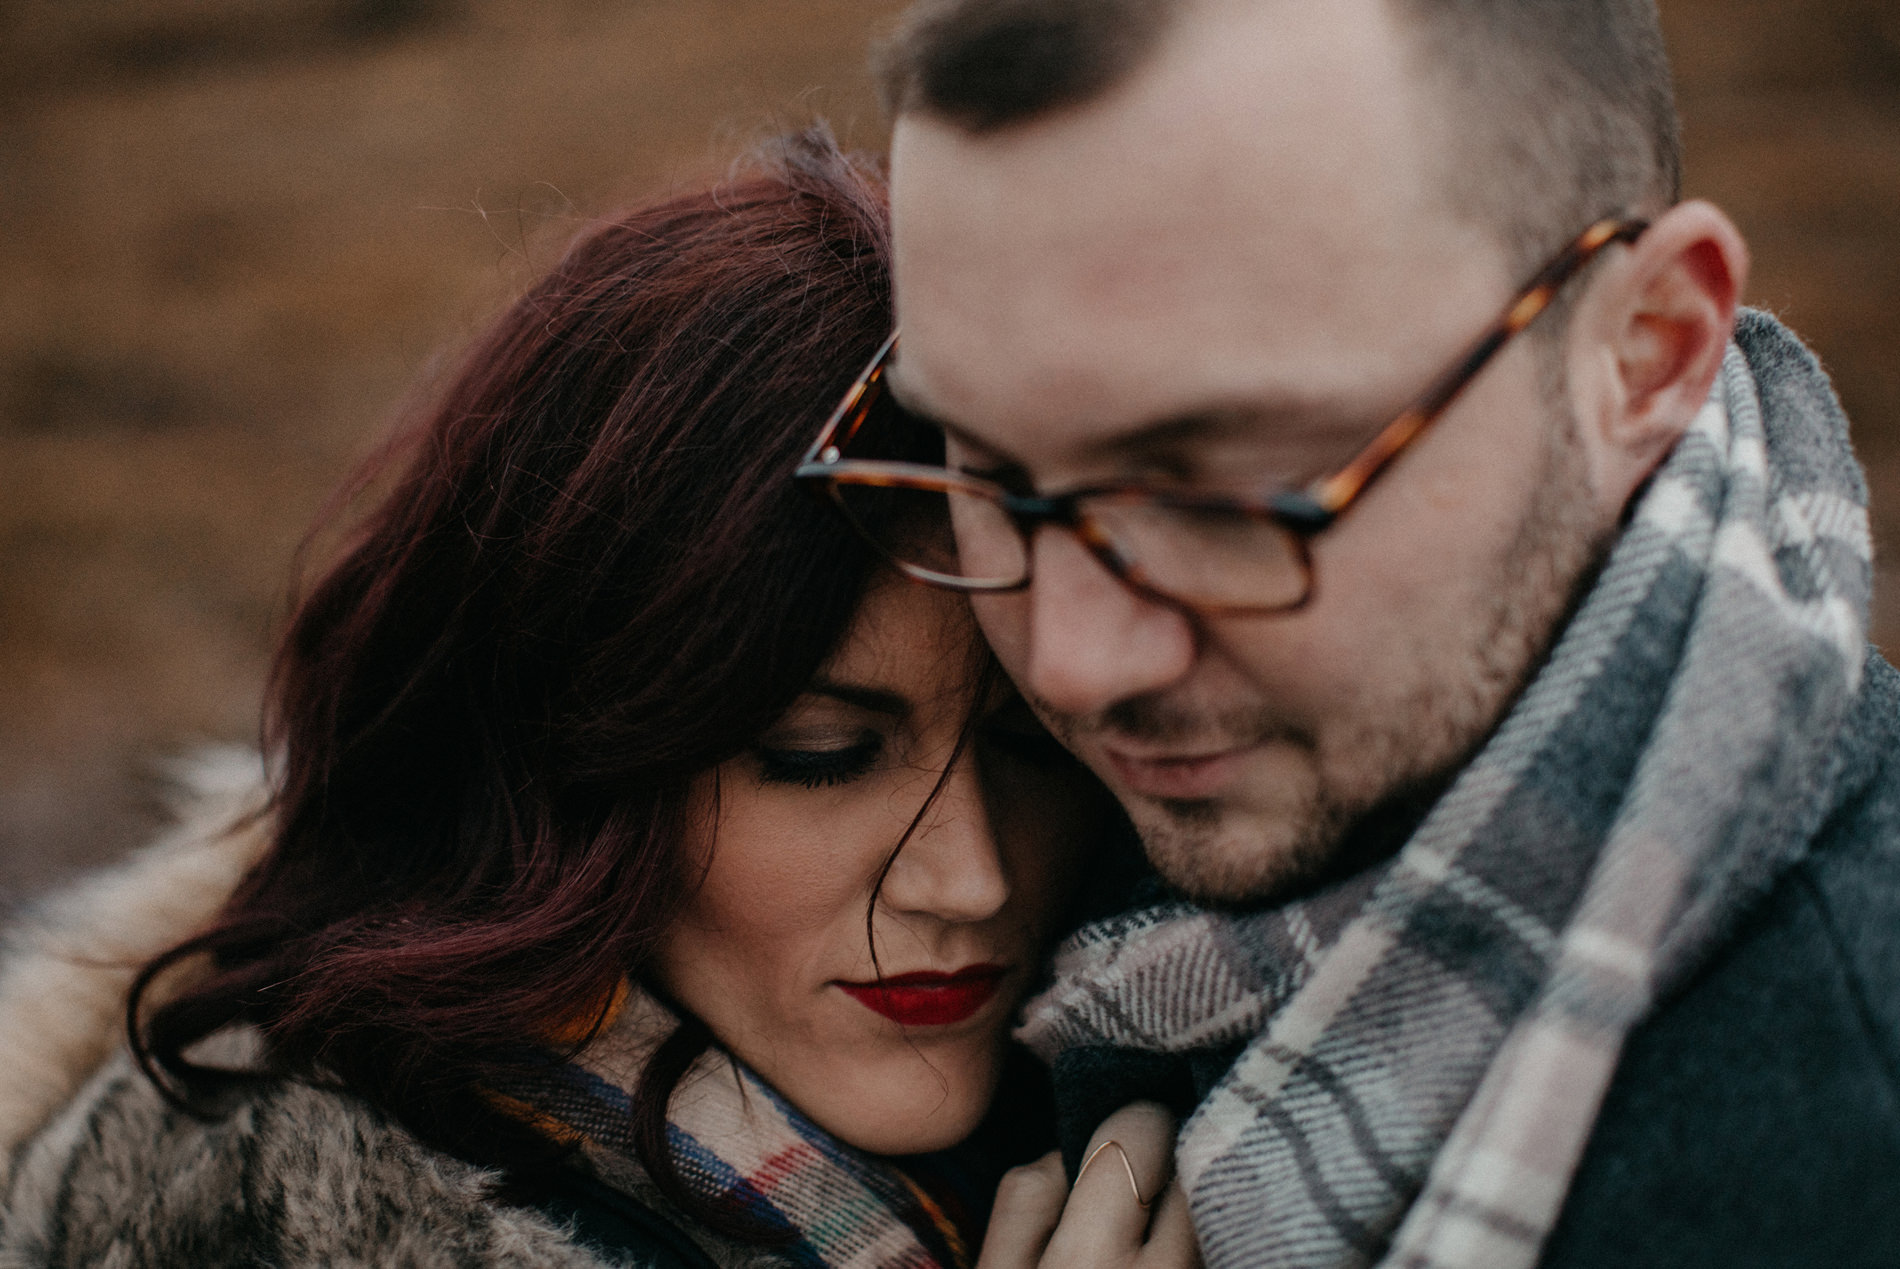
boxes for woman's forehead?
[820,573,987,708]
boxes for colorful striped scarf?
[503,990,974,1269]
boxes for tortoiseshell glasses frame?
[795,216,1649,616]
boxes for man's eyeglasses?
[795,217,1648,616]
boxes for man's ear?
[1571,200,1749,512]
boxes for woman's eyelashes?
[752,733,885,789]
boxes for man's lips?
[836,965,1007,1027]
[1103,743,1249,800]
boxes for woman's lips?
[837,964,1007,1027]
[1104,744,1247,801]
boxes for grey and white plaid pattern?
[1018,315,1871,1269]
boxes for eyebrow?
[886,361,1380,472]
[807,678,910,718]
[924,399,1382,477]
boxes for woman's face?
[655,575,1097,1155]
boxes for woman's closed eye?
[752,733,885,789]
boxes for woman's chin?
[788,1039,1003,1156]
[824,1095,989,1157]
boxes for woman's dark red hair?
[130,129,907,1197]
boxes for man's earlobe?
[1602,201,1750,470]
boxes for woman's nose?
[878,753,1011,924]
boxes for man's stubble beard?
[1067,386,1614,905]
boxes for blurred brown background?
[1,0,1896,902]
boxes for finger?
[1042,1101,1177,1266]
[976,1152,1067,1269]
[1136,1181,1202,1269]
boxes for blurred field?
[2,0,1897,899]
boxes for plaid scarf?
[502,990,974,1269]
[1018,313,1872,1269]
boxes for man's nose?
[1017,526,1197,718]
[879,756,1010,925]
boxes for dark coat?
[1540,647,1900,1267]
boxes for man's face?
[888,0,1613,901]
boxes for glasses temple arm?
[1306,217,1648,515]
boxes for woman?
[0,132,1187,1268]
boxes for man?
[797,0,1900,1264]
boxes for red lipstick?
[838,965,1007,1027]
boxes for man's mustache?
[1026,688,1305,752]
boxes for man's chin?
[1132,767,1452,906]
[1130,796,1342,905]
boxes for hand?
[976,1101,1201,1269]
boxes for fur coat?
[0,752,744,1269]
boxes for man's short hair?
[877,0,1683,276]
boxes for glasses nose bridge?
[997,489,1077,533]
[999,490,1104,565]
[999,488,1151,600]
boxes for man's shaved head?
[878,0,1681,272]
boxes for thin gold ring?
[1078,1139,1154,1209]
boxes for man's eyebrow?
[806,679,910,717]
[914,396,1381,471]
[1098,398,1389,456]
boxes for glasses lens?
[1086,494,1309,610]
[830,479,1028,588]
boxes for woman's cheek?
[699,793,841,916]
[684,786,895,982]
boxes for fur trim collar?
[0,748,270,1187]
[0,753,766,1267]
